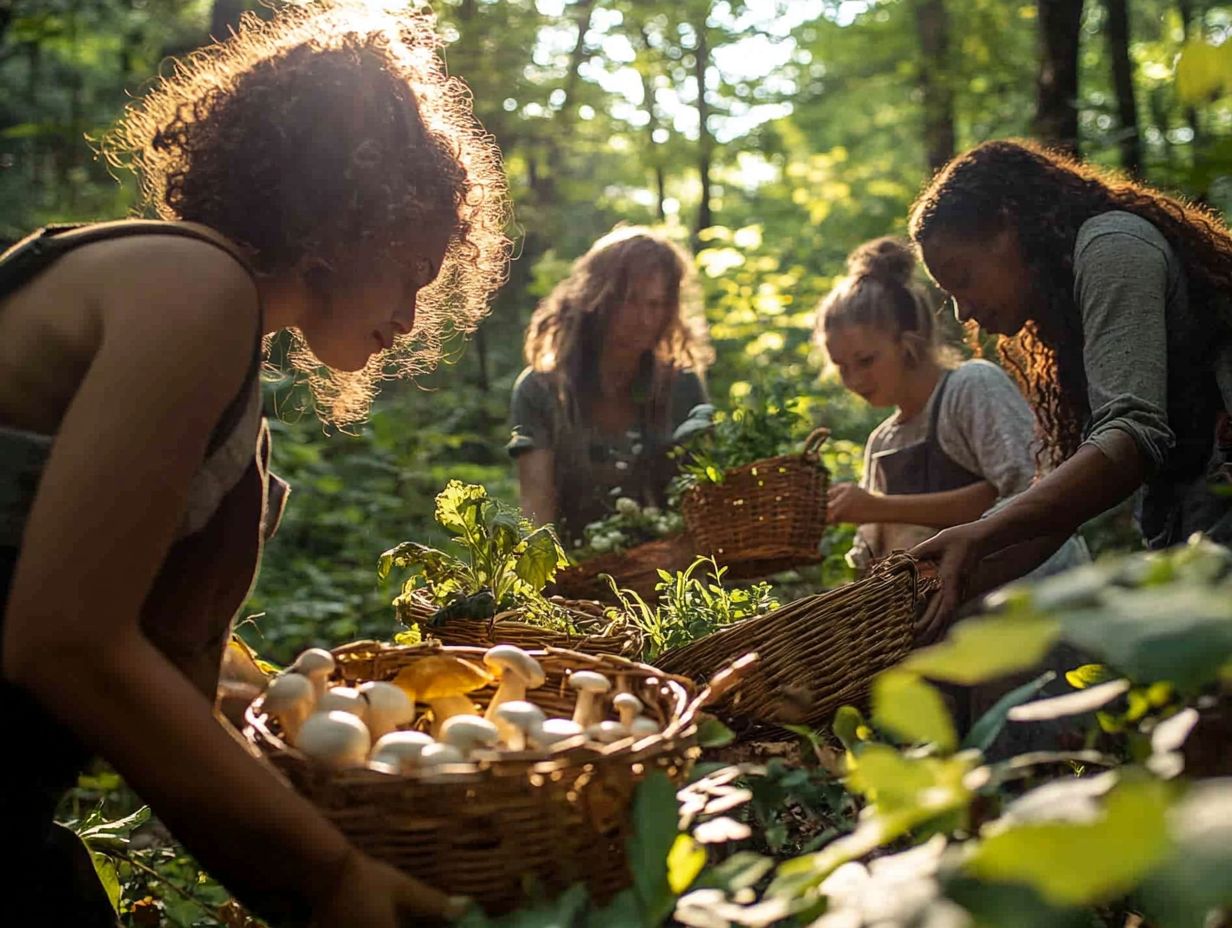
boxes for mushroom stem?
[485,678,527,719]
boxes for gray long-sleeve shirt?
[1073,211,1232,545]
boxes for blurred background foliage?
[2,0,1230,662]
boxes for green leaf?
[832,705,867,753]
[1064,664,1115,689]
[435,480,488,536]
[89,853,121,914]
[697,716,736,748]
[667,835,707,894]
[1139,779,1232,928]
[965,778,1173,906]
[902,613,1060,685]
[628,771,679,922]
[962,671,1056,753]
[514,526,567,591]
[1176,38,1232,104]
[693,852,775,893]
[872,671,957,752]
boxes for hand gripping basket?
[656,554,937,737]
[553,532,698,604]
[396,591,642,658]
[245,643,750,914]
[680,427,831,579]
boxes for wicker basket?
[396,591,642,657]
[245,643,749,914]
[656,554,937,737]
[680,427,831,579]
[553,532,697,604]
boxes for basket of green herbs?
[379,481,641,657]
[674,381,830,579]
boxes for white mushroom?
[613,693,644,729]
[439,715,500,759]
[291,648,335,701]
[296,710,370,770]
[629,717,661,738]
[417,743,465,768]
[359,681,415,740]
[316,686,369,723]
[586,721,630,744]
[492,701,546,752]
[568,671,611,728]
[370,731,435,773]
[262,672,316,744]
[528,718,585,751]
[483,646,546,720]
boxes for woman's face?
[920,227,1033,336]
[825,322,913,409]
[298,223,452,372]
[604,271,675,358]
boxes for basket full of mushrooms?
[243,641,749,914]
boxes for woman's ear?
[298,255,336,293]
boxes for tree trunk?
[694,17,713,243]
[913,0,955,174]
[635,23,668,220]
[1033,0,1085,154]
[1103,0,1140,175]
[539,0,594,219]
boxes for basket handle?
[802,427,831,463]
[682,652,758,723]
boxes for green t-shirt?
[508,365,708,547]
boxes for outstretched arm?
[827,480,998,529]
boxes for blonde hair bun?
[847,236,915,286]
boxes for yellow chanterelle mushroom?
[392,655,492,738]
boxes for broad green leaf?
[628,771,679,922]
[1139,779,1232,928]
[832,705,868,752]
[697,716,736,748]
[514,526,567,591]
[667,835,707,894]
[962,671,1056,753]
[1176,38,1232,104]
[393,626,422,646]
[872,671,957,752]
[693,852,775,893]
[966,778,1173,905]
[435,480,488,536]
[902,613,1060,685]
[1058,586,1232,690]
[89,853,121,913]
[945,878,1090,928]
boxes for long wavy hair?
[105,3,510,426]
[523,226,712,425]
[909,138,1232,470]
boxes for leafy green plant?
[609,556,779,660]
[378,481,572,631]
[671,378,817,491]
[574,496,686,559]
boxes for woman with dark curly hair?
[509,226,713,548]
[906,139,1232,636]
[0,6,507,925]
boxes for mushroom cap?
[492,700,546,730]
[439,715,500,754]
[297,711,370,767]
[530,717,585,748]
[359,681,415,725]
[292,648,335,677]
[317,686,369,720]
[483,646,546,688]
[586,721,629,744]
[613,693,643,714]
[629,717,661,737]
[568,671,611,695]
[263,672,315,713]
[418,742,466,767]
[371,731,435,767]
[393,656,492,700]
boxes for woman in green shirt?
[907,139,1232,637]
[509,227,713,548]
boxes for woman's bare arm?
[516,448,557,527]
[827,480,998,529]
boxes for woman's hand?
[826,483,883,525]
[311,847,468,927]
[909,519,994,645]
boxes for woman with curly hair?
[509,226,712,548]
[0,5,507,925]
[907,139,1232,636]
[818,237,1088,582]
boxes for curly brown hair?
[104,3,511,425]
[523,226,713,424]
[909,138,1232,471]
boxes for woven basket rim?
[245,642,703,783]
